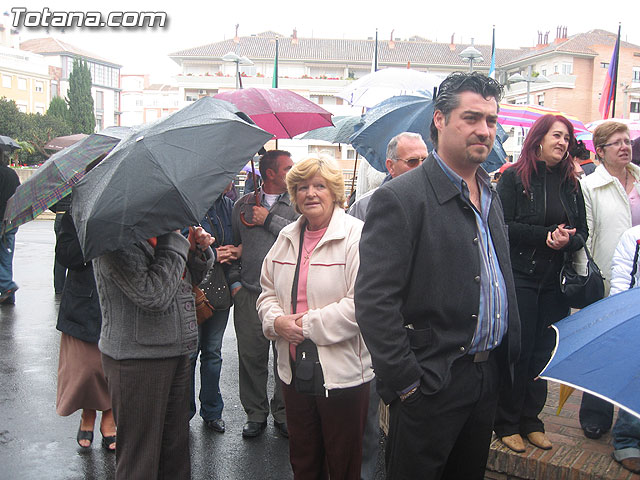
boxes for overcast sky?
[9,0,638,82]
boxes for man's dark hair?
[259,149,291,178]
[429,72,504,148]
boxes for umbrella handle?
[240,168,262,228]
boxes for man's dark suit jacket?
[354,154,521,404]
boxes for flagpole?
[611,23,621,118]
[374,29,378,72]
[272,38,279,89]
[489,25,496,80]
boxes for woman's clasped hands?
[546,223,576,250]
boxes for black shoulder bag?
[559,234,605,309]
[199,214,232,312]
[291,222,326,396]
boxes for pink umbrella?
[214,88,332,139]
[498,104,589,134]
[585,119,640,140]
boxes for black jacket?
[496,163,588,276]
[355,155,521,404]
[55,212,102,343]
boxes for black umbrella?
[0,135,21,152]
[72,96,273,261]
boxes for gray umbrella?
[0,135,21,152]
[72,96,272,261]
[299,116,363,144]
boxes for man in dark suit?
[355,72,521,480]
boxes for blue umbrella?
[349,95,507,173]
[540,288,640,419]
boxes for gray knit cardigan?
[94,232,213,360]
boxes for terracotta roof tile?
[504,29,640,65]
[20,37,121,67]
[169,33,523,68]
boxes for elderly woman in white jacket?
[605,225,640,474]
[578,121,638,440]
[257,156,373,480]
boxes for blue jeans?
[613,409,640,457]
[0,230,18,297]
[190,308,229,421]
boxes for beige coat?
[257,207,373,390]
[577,163,640,295]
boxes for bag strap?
[630,241,640,289]
[569,233,596,264]
[205,213,222,248]
[290,221,307,314]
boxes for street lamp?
[459,39,483,72]
[508,66,550,104]
[222,52,254,89]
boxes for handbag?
[199,213,232,311]
[291,221,326,396]
[193,285,215,325]
[200,263,232,311]
[559,234,605,309]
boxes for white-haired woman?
[258,156,373,480]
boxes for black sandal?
[101,431,116,452]
[77,423,94,449]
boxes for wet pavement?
[1,220,386,479]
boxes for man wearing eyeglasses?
[348,131,426,480]
[355,72,521,479]
[348,132,427,221]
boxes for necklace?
[302,243,313,263]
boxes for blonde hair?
[286,156,345,214]
[593,121,630,161]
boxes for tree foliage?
[0,97,72,165]
[47,96,68,121]
[67,58,95,134]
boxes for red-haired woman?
[494,114,588,452]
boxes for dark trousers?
[360,379,381,480]
[494,268,568,437]
[282,380,370,480]
[386,353,500,480]
[580,392,614,431]
[233,287,285,423]
[53,212,67,293]
[102,354,191,480]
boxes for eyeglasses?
[600,139,632,149]
[396,157,426,168]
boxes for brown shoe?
[527,431,552,450]
[618,456,640,474]
[500,434,526,453]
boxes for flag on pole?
[488,26,496,79]
[371,29,378,73]
[272,38,279,88]
[599,25,621,119]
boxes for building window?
[562,63,573,75]
[35,81,44,93]
[18,78,27,90]
[537,94,545,106]
[553,64,559,74]
[631,101,640,114]
[17,103,27,113]
[633,67,640,83]
[35,106,45,114]
[2,75,11,88]
[541,69,547,76]
[95,90,104,110]
[346,149,355,159]
[601,62,609,69]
